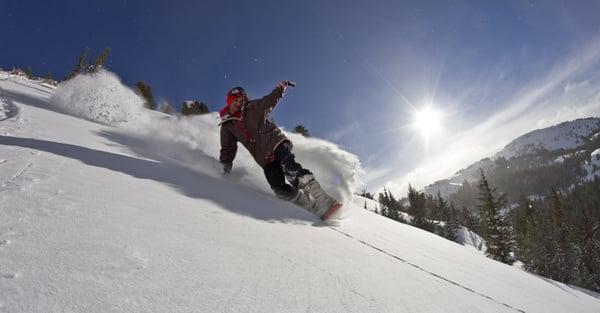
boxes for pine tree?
[65,48,90,80]
[378,187,392,218]
[443,203,460,242]
[293,125,311,137]
[25,65,33,79]
[42,72,56,85]
[460,205,479,233]
[407,184,431,231]
[512,195,535,264]
[135,81,155,110]
[548,189,573,282]
[181,100,210,115]
[358,189,374,200]
[477,170,514,264]
[92,48,111,72]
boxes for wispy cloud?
[371,36,600,196]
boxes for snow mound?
[49,70,146,127]
[0,90,18,121]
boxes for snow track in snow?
[331,226,527,313]
[1,162,33,188]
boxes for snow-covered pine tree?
[408,184,431,231]
[293,125,311,137]
[444,203,460,242]
[548,189,574,282]
[135,81,155,110]
[477,170,515,265]
[25,66,33,79]
[64,48,90,80]
[93,48,111,72]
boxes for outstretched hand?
[277,81,287,91]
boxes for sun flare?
[413,106,443,136]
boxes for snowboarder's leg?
[263,157,316,210]
[298,174,342,219]
[275,142,342,220]
[273,141,312,188]
[263,161,297,201]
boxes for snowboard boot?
[298,174,342,220]
[291,189,317,212]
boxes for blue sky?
[2,0,600,195]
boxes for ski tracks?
[0,162,33,188]
[331,227,527,313]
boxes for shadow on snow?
[0,135,322,226]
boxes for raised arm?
[255,82,287,112]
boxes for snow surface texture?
[1,71,600,312]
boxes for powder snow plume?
[50,70,363,204]
[50,69,147,126]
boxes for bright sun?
[413,106,442,136]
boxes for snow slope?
[494,118,600,160]
[1,72,600,313]
[425,118,600,198]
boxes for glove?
[277,81,287,91]
[222,163,232,174]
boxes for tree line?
[372,170,600,292]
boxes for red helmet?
[226,86,247,106]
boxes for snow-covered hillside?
[352,195,486,253]
[2,71,600,312]
[425,118,600,198]
[494,118,600,160]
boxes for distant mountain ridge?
[495,117,600,159]
[424,117,600,203]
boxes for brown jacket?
[219,87,289,168]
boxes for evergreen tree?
[378,187,392,218]
[358,189,374,200]
[511,195,535,264]
[42,72,56,85]
[65,48,90,80]
[442,203,460,242]
[92,48,111,72]
[407,184,431,231]
[548,189,573,282]
[570,179,600,291]
[460,205,480,233]
[181,100,210,115]
[135,81,155,110]
[293,125,311,137]
[477,170,514,264]
[25,65,33,79]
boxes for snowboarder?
[218,82,342,220]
